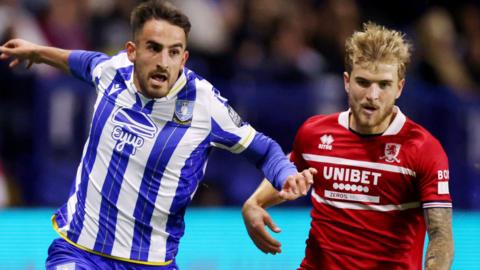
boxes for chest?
[91,91,210,164]
[301,131,419,204]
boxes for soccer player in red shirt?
[242,22,454,270]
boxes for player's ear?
[180,50,189,68]
[396,78,405,99]
[343,71,350,93]
[126,41,136,62]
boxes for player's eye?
[147,44,161,53]
[356,79,370,88]
[379,81,391,89]
[169,49,180,57]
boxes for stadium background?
[0,0,479,269]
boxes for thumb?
[264,215,281,233]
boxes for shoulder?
[94,51,134,81]
[184,68,225,101]
[101,51,133,71]
[299,113,340,132]
[402,118,444,151]
[294,113,340,143]
[400,118,448,174]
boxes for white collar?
[338,106,406,136]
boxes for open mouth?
[150,73,168,84]
[361,104,378,114]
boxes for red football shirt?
[291,107,452,270]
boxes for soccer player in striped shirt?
[242,22,454,270]
[0,1,316,269]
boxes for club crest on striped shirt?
[380,143,401,163]
[173,99,194,124]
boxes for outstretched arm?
[424,207,454,270]
[0,39,71,72]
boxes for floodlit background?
[0,0,479,269]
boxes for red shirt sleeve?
[416,136,452,208]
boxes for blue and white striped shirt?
[53,50,297,264]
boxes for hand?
[0,39,41,69]
[279,167,317,200]
[242,201,282,254]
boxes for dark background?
[0,0,479,209]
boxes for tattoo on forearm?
[424,208,454,270]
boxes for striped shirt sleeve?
[209,87,296,190]
[68,50,110,85]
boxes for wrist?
[31,45,46,64]
[243,197,263,213]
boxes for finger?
[249,231,282,254]
[306,168,317,184]
[9,58,20,68]
[284,175,298,194]
[300,170,314,192]
[0,46,14,55]
[26,59,34,69]
[3,39,19,48]
[308,167,318,175]
[247,223,281,252]
[297,175,308,195]
[278,190,297,200]
[250,217,282,247]
[0,52,10,60]
[264,214,281,233]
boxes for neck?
[349,108,397,135]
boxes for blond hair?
[345,22,412,80]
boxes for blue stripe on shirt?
[94,140,134,254]
[67,77,125,242]
[129,123,189,261]
[130,74,197,261]
[165,135,211,261]
[211,119,241,148]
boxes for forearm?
[33,46,72,72]
[424,208,454,270]
[244,179,285,210]
[242,133,297,190]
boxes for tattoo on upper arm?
[424,208,454,270]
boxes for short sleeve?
[416,137,452,208]
[68,50,110,86]
[209,88,256,153]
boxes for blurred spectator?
[0,0,53,75]
[175,0,243,80]
[267,1,325,82]
[458,2,480,94]
[1,0,479,209]
[415,7,477,96]
[38,0,90,50]
[87,0,136,54]
[232,0,285,80]
[313,0,361,73]
[0,0,47,46]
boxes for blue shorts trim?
[46,238,178,270]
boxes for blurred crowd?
[0,0,479,208]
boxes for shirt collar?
[127,68,187,102]
[338,106,406,136]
